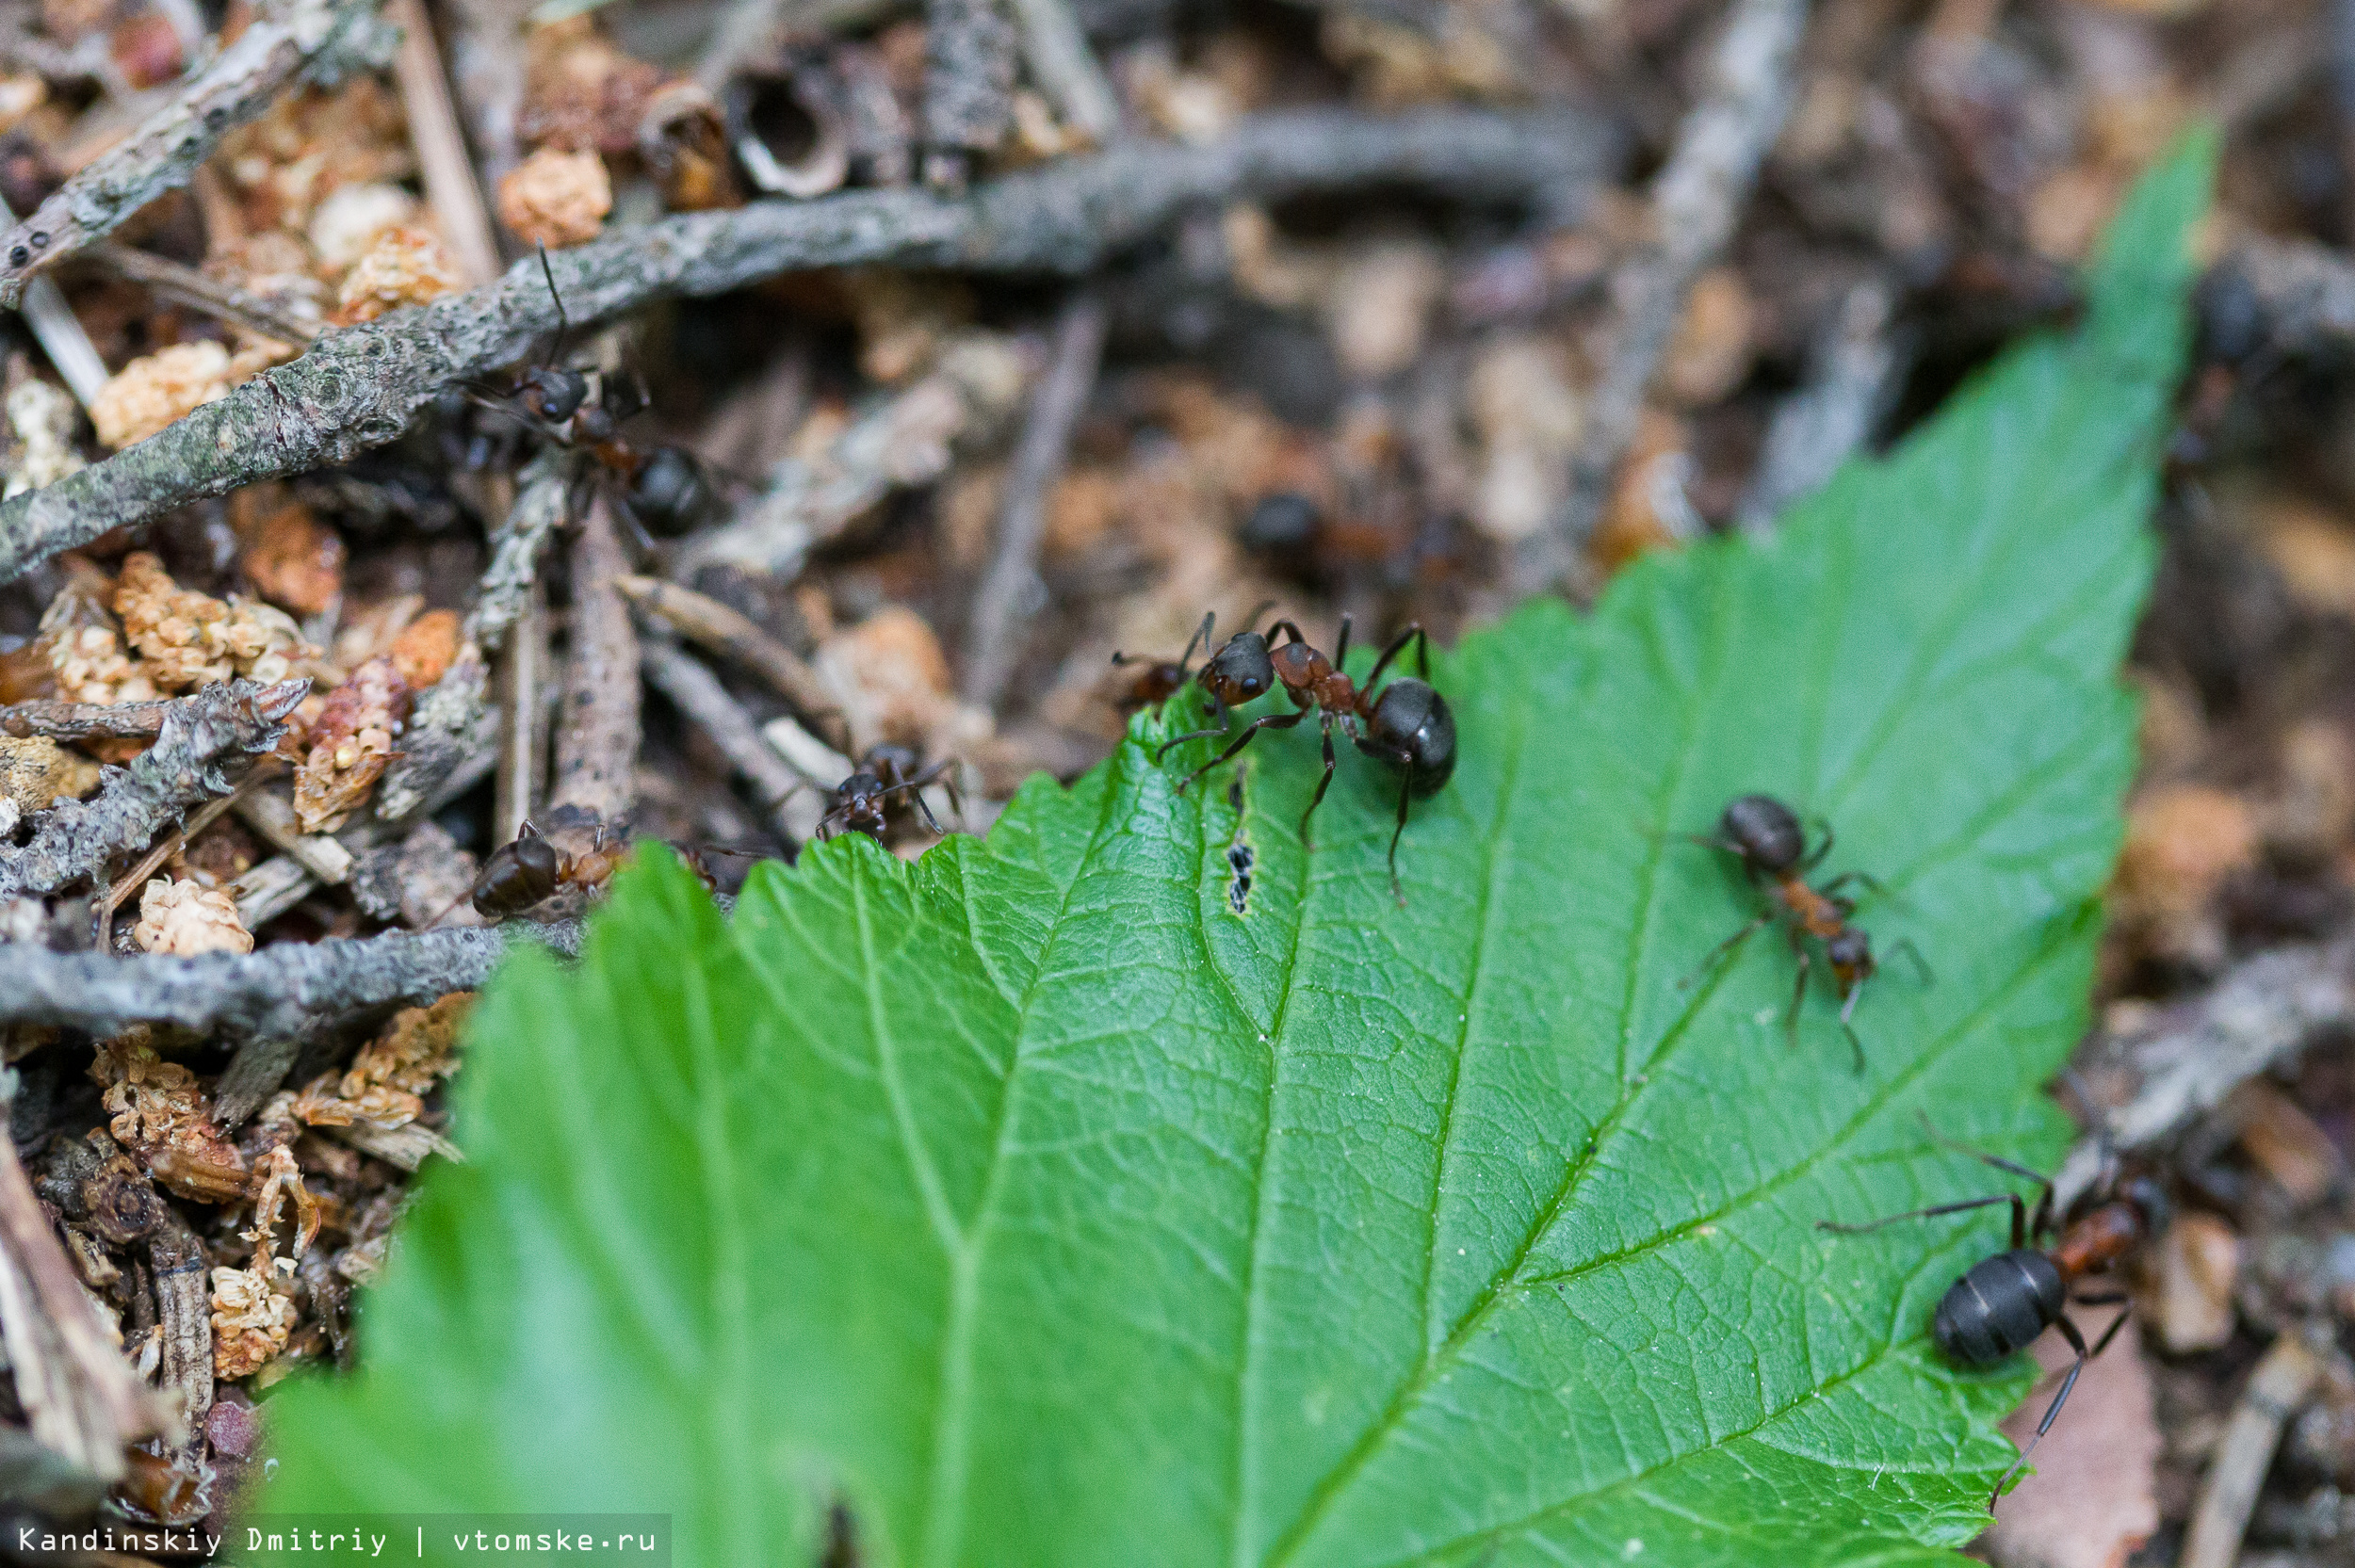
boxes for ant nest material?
[496,149,613,250]
[88,343,234,449]
[333,227,463,324]
[293,654,412,832]
[133,877,253,957]
[90,1032,248,1203]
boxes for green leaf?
[251,138,2212,1568]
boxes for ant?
[457,248,719,538]
[464,805,632,920]
[1674,794,1925,1071]
[1110,602,1279,719]
[1818,1121,2164,1508]
[1154,611,1455,902]
[818,744,962,843]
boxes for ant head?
[1200,633,1275,705]
[1720,794,1807,874]
[1825,928,1873,970]
[520,366,589,424]
[628,447,712,537]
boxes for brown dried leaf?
[387,609,461,690]
[238,500,345,617]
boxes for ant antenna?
[538,244,574,366]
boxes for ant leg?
[1992,1312,2094,1509]
[1154,696,1230,762]
[1333,613,1352,670]
[1265,619,1309,648]
[1300,713,1338,849]
[1782,933,1811,1048]
[536,243,574,363]
[2071,1288,2130,1307]
[1179,611,1215,674]
[1801,816,1837,873]
[1177,710,1306,793]
[1388,765,1413,906]
[1365,622,1430,688]
[1888,936,1934,985]
[1816,1191,2025,1237]
[1240,599,1278,638]
[1676,913,1771,989]
[1914,1114,2056,1239]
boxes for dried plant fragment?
[92,1033,248,1203]
[114,552,311,691]
[333,228,463,325]
[89,344,235,450]
[496,149,612,250]
[292,655,411,832]
[290,994,469,1132]
[133,878,254,956]
[387,609,461,689]
[0,734,101,834]
[4,376,85,496]
[238,500,344,617]
[208,1264,296,1380]
[243,1146,319,1269]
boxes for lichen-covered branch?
[0,0,394,305]
[641,641,804,843]
[0,919,580,1038]
[0,695,178,741]
[0,106,1616,585]
[0,678,305,898]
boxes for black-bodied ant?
[818,744,962,843]
[1110,602,1278,719]
[1154,612,1455,902]
[453,248,720,538]
[1674,794,1925,1071]
[464,805,633,920]
[1819,1123,2164,1507]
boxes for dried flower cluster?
[131,877,252,957]
[46,553,312,707]
[208,1262,298,1380]
[291,654,411,832]
[90,1033,248,1203]
[290,994,470,1132]
[88,344,235,451]
[495,149,613,251]
[333,227,464,325]
[0,734,100,833]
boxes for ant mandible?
[1818,1123,2164,1507]
[459,248,718,538]
[1675,794,1925,1071]
[819,744,963,843]
[1154,612,1455,902]
[1113,601,1280,720]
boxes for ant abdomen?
[1933,1250,2063,1364]
[629,445,715,536]
[1720,793,1807,876]
[1363,678,1454,797]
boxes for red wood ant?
[1156,613,1455,902]
[1112,602,1278,718]
[464,805,632,920]
[1675,794,1925,1071]
[1819,1123,2163,1507]
[459,249,719,538]
[818,744,962,843]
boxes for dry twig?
[1006,0,1120,142]
[1512,0,1808,592]
[614,574,844,745]
[548,495,638,820]
[963,291,1106,707]
[2054,932,2355,1211]
[0,679,306,899]
[0,697,179,742]
[1736,277,1899,533]
[0,0,394,305]
[0,107,1615,586]
[384,0,503,288]
[83,242,319,346]
[2181,1331,2325,1568]
[641,642,804,844]
[0,921,580,1039]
